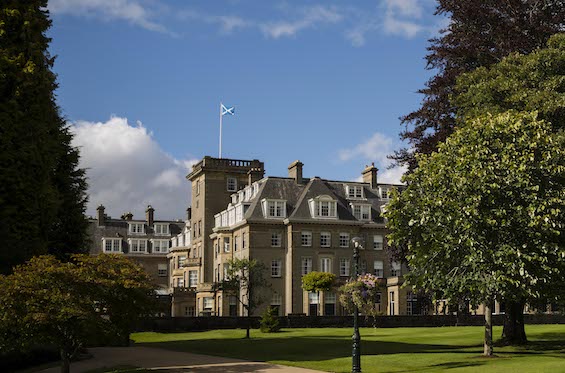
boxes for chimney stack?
[186,207,192,221]
[362,163,378,189]
[121,212,133,221]
[247,167,265,186]
[146,205,154,226]
[96,205,105,227]
[288,160,304,184]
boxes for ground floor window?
[229,296,238,316]
[184,306,195,317]
[389,291,396,316]
[309,292,319,316]
[324,292,336,316]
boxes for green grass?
[132,325,565,372]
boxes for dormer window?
[309,195,337,219]
[153,223,169,235]
[346,185,364,199]
[261,199,286,218]
[379,186,394,199]
[129,222,145,234]
[351,204,371,221]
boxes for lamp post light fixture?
[351,236,364,373]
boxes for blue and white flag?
[221,104,235,116]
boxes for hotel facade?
[168,156,417,317]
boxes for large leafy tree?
[385,111,565,355]
[453,33,565,344]
[392,0,565,171]
[220,258,268,338]
[73,254,157,346]
[0,256,101,373]
[0,255,157,373]
[0,0,89,274]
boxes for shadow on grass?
[136,337,477,364]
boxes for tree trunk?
[501,300,527,345]
[60,349,70,373]
[246,315,250,339]
[484,303,493,356]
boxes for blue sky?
[47,0,445,219]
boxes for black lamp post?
[351,236,364,373]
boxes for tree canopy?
[0,0,89,274]
[385,111,565,354]
[0,254,157,373]
[393,0,565,170]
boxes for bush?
[260,307,281,333]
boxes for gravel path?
[36,346,325,373]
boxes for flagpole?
[219,102,223,158]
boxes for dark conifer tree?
[392,0,565,171]
[0,0,89,274]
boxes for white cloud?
[384,0,423,19]
[339,132,407,184]
[260,5,343,39]
[70,116,197,220]
[48,0,171,34]
[383,10,423,38]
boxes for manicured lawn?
[132,324,565,372]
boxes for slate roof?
[242,176,402,225]
[87,218,184,255]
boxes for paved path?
[37,346,325,373]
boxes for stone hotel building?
[168,156,418,317]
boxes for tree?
[453,33,565,344]
[301,271,336,316]
[392,1,565,171]
[73,254,157,346]
[220,258,268,338]
[0,255,158,372]
[0,256,101,373]
[0,0,89,275]
[385,111,565,356]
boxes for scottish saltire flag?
[221,104,235,116]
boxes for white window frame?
[374,260,384,277]
[223,237,230,252]
[373,235,384,250]
[152,239,169,254]
[157,264,167,277]
[261,199,287,219]
[320,232,331,248]
[308,196,337,219]
[301,257,312,275]
[153,223,170,236]
[391,261,401,277]
[339,258,350,277]
[203,297,214,310]
[301,231,312,247]
[352,204,371,221]
[339,233,349,248]
[128,238,147,253]
[271,232,282,247]
[227,177,237,192]
[189,270,198,287]
[271,293,282,306]
[103,238,122,253]
[346,185,364,199]
[271,259,282,277]
[320,257,332,273]
[128,222,145,235]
